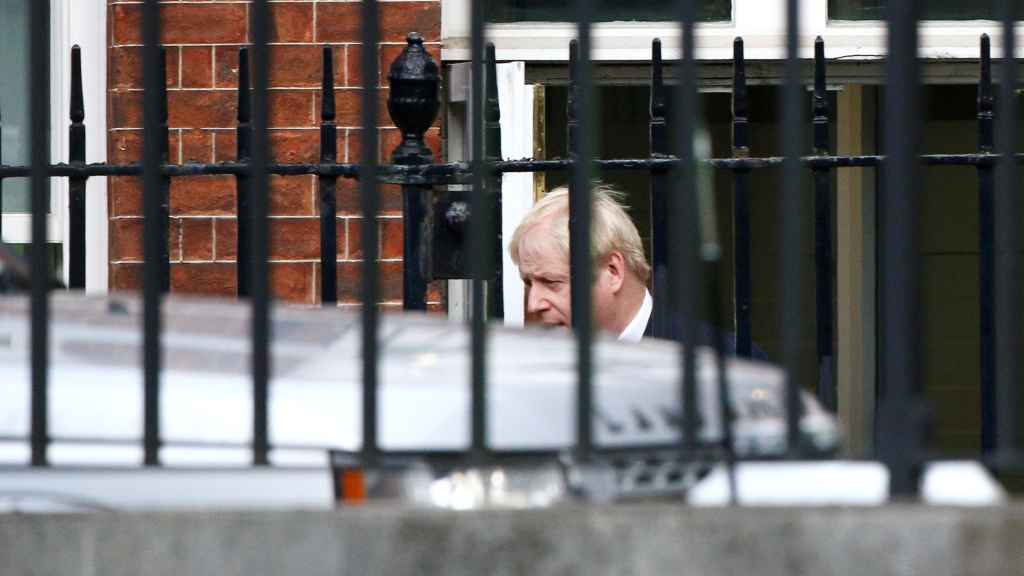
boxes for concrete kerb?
[3,504,1024,576]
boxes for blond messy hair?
[509,184,651,283]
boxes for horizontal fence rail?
[7,153,1024,182]
[0,0,1019,499]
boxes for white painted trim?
[0,215,64,244]
[496,62,533,327]
[52,0,70,279]
[444,62,471,322]
[442,0,1023,62]
[82,0,109,293]
[52,0,108,292]
[836,86,877,459]
[443,62,536,326]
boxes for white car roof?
[0,293,837,468]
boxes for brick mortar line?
[111,2,252,5]
[109,126,408,131]
[112,87,397,91]
[343,217,350,259]
[310,259,318,301]
[209,45,217,89]
[211,216,219,260]
[342,44,349,85]
[111,258,405,265]
[112,43,249,49]
[312,0,318,44]
[337,303,418,306]
[109,125,419,130]
[308,177,317,234]
[112,87,398,92]
[112,42,438,45]
[110,42,436,48]
[108,128,401,134]
[110,1,437,3]
[110,212,407,218]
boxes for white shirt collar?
[618,289,653,343]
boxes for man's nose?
[526,286,549,314]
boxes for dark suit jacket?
[643,307,768,361]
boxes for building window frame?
[442,0,1021,62]
[0,0,108,292]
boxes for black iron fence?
[0,0,1021,497]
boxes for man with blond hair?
[510,184,754,355]
[509,184,653,342]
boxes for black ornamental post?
[812,37,836,411]
[320,47,338,306]
[68,45,87,290]
[388,32,440,310]
[648,39,670,339]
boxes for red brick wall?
[107,0,442,309]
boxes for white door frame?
[446,61,536,326]
[55,0,109,292]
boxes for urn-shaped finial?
[387,32,440,164]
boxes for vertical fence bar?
[320,47,338,306]
[879,0,924,496]
[68,46,87,290]
[731,37,752,358]
[360,0,381,466]
[236,48,252,298]
[29,0,51,467]
[469,0,488,459]
[678,0,731,496]
[157,51,170,293]
[978,34,997,453]
[250,0,271,466]
[141,0,163,466]
[781,0,804,454]
[399,186,428,310]
[812,37,836,411]
[485,43,504,321]
[648,39,671,339]
[673,0,700,458]
[994,0,1019,462]
[569,0,595,458]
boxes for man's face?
[518,232,572,327]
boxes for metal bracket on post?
[429,188,500,281]
[431,190,470,279]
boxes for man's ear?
[604,251,626,294]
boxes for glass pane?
[0,0,34,214]
[485,0,731,23]
[830,0,1024,20]
[7,243,64,282]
